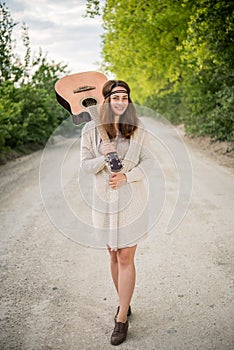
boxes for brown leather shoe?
[114,306,132,321]
[110,320,129,346]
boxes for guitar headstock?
[55,71,108,115]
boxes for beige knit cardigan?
[80,119,154,250]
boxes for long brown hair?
[100,80,138,139]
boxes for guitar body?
[55,71,108,115]
[55,71,123,172]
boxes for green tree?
[101,0,190,102]
[86,0,191,123]
[0,2,68,154]
[86,0,234,141]
[180,0,234,141]
[0,2,20,82]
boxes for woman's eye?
[111,95,128,101]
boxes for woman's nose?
[117,98,125,104]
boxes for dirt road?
[0,117,233,350]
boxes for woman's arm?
[125,131,155,183]
[80,123,106,174]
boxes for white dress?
[80,119,154,250]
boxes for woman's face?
[110,86,129,116]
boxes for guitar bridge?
[73,85,96,93]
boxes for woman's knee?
[117,247,136,267]
[108,249,118,264]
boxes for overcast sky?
[5,0,104,74]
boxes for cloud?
[5,0,104,73]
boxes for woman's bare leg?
[116,245,137,323]
[108,248,119,293]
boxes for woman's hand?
[109,173,127,189]
[99,142,116,156]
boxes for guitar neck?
[87,105,110,144]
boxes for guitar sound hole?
[82,98,97,108]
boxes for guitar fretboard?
[88,105,110,144]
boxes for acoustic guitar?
[55,71,123,172]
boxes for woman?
[80,80,154,346]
